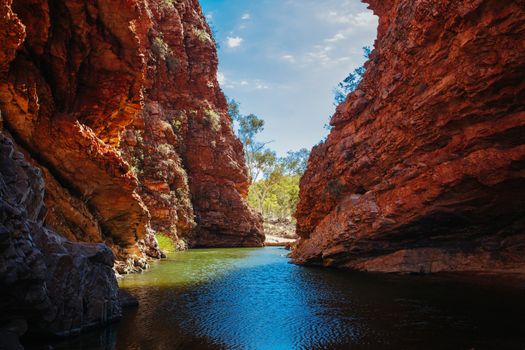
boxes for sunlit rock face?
[118,0,264,248]
[0,0,262,275]
[292,0,525,273]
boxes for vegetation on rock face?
[152,33,171,59]
[193,27,213,44]
[228,99,309,221]
[205,108,222,132]
[151,32,179,72]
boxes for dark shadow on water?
[24,247,525,350]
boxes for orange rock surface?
[292,0,525,273]
[0,0,262,276]
[118,0,264,248]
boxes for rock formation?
[0,0,262,264]
[0,0,262,339]
[118,0,263,248]
[292,0,525,273]
[0,133,121,340]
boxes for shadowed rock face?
[292,0,525,273]
[0,0,154,270]
[0,133,121,338]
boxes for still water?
[48,247,525,349]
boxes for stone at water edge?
[0,133,121,338]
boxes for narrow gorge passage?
[1,0,524,349]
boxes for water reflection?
[28,247,525,350]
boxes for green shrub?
[171,115,183,131]
[193,27,212,43]
[161,0,176,8]
[157,143,172,156]
[151,35,171,59]
[134,130,143,143]
[204,109,221,132]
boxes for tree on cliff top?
[333,46,371,105]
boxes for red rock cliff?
[292,0,525,273]
[118,0,264,248]
[0,0,262,275]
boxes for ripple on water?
[38,247,525,350]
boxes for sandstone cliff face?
[0,0,262,274]
[118,0,264,248]
[0,0,154,272]
[292,0,525,273]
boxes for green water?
[36,247,525,349]
[119,248,259,289]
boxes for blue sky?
[200,0,378,155]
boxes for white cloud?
[352,11,376,27]
[226,36,243,48]
[206,12,213,20]
[305,45,336,65]
[215,74,271,90]
[217,72,225,84]
[281,55,296,63]
[325,32,345,43]
[323,10,376,28]
[241,13,251,20]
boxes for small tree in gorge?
[228,99,270,184]
[228,98,310,219]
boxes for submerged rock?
[292,0,525,273]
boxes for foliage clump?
[204,108,221,132]
[193,27,212,43]
[333,46,371,105]
[321,46,372,133]
[151,32,178,72]
[160,0,178,9]
[170,112,186,133]
[157,143,173,157]
[152,35,170,59]
[228,99,310,219]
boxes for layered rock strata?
[292,0,525,273]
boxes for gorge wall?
[292,0,525,273]
[0,0,262,339]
